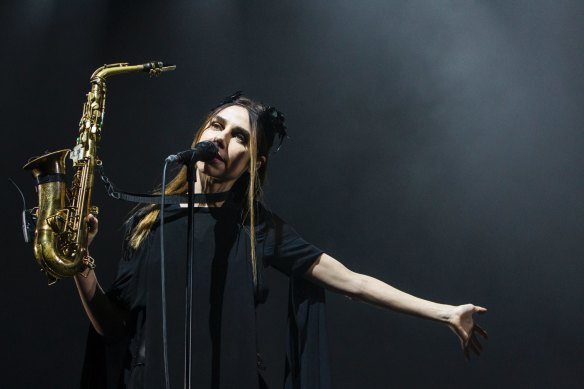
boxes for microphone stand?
[184,159,195,389]
[164,142,217,389]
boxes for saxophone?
[23,61,176,284]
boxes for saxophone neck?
[90,61,176,81]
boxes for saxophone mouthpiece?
[161,65,177,72]
[143,61,176,77]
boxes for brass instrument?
[23,62,176,284]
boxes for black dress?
[81,204,331,389]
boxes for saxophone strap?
[98,165,231,205]
[35,173,66,185]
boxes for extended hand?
[448,304,488,360]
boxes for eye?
[234,131,248,143]
[210,121,223,130]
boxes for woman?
[76,93,487,388]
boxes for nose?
[212,130,227,150]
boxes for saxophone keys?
[46,210,68,233]
[89,206,99,216]
[82,255,96,271]
[70,144,84,162]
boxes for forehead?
[214,105,251,133]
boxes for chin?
[200,168,230,184]
[197,159,218,170]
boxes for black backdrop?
[2,1,584,388]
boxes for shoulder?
[254,204,308,246]
[253,203,291,234]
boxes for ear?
[256,156,267,170]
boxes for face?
[196,105,252,187]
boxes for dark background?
[2,1,584,388]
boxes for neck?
[190,169,233,207]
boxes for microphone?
[165,141,219,164]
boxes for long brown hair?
[126,95,276,284]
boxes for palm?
[448,304,488,360]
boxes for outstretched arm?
[303,253,488,359]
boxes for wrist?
[436,304,456,324]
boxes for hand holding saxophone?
[87,214,99,247]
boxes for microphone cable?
[160,160,171,389]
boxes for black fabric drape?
[80,205,330,389]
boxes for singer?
[76,93,487,389]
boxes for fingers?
[462,333,480,359]
[474,306,488,314]
[457,327,471,361]
[87,214,99,232]
[469,334,482,354]
[474,324,489,339]
[462,325,488,360]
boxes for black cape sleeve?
[260,210,332,389]
[283,278,331,389]
[80,326,128,389]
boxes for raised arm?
[74,215,127,337]
[304,253,488,359]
